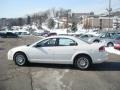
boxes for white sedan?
[8,36,108,70]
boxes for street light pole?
[67,10,69,34]
[66,9,71,34]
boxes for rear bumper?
[92,52,108,64]
[114,46,120,50]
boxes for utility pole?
[107,0,112,31]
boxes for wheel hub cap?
[16,55,25,65]
[77,57,89,69]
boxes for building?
[83,17,113,29]
[113,17,120,30]
[72,12,94,23]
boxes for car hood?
[9,45,28,52]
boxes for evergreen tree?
[71,22,77,32]
[48,18,55,29]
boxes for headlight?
[8,49,14,60]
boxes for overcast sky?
[0,0,120,18]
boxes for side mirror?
[70,43,77,46]
[34,44,41,48]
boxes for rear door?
[53,38,78,63]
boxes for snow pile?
[105,47,120,55]
[52,18,63,24]
[31,25,39,30]
[41,24,50,31]
[33,30,44,33]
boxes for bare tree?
[27,16,31,25]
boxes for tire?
[14,52,28,66]
[107,42,114,47]
[93,40,99,43]
[74,55,91,70]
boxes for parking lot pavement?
[0,36,120,90]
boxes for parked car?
[0,32,5,37]
[33,30,50,36]
[15,31,30,36]
[79,34,96,42]
[88,32,120,46]
[114,36,120,50]
[8,36,108,70]
[74,34,83,38]
[0,32,19,38]
[41,32,57,37]
[47,32,57,37]
[86,31,100,36]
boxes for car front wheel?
[14,52,28,66]
[93,40,99,43]
[75,55,91,70]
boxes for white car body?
[8,36,108,65]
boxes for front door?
[27,38,57,63]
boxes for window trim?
[35,38,58,47]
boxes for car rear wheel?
[14,52,28,66]
[107,42,114,47]
[74,55,91,70]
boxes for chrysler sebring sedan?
[8,36,108,70]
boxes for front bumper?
[7,50,14,60]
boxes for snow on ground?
[50,29,67,34]
[105,47,120,55]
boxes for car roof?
[31,35,89,47]
[46,35,89,44]
[46,35,77,39]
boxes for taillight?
[116,38,120,40]
[99,46,105,52]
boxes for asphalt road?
[0,36,120,90]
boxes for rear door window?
[58,38,78,46]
